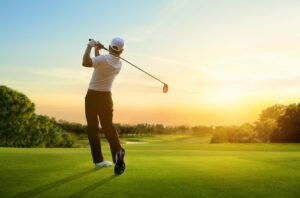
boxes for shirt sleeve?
[92,55,106,68]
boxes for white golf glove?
[88,39,97,47]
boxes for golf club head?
[163,84,169,93]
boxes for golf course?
[1,1,300,198]
[1,135,300,198]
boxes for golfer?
[82,37,125,175]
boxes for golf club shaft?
[109,50,166,85]
[89,39,166,85]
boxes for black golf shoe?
[114,148,125,175]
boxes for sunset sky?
[1,0,300,125]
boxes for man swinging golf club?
[82,37,125,175]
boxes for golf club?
[89,39,169,93]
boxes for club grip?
[88,39,108,51]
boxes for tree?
[255,104,286,143]
[0,85,73,147]
[236,123,256,143]
[192,126,214,136]
[211,124,258,143]
[255,119,277,142]
[57,120,86,135]
[259,104,286,122]
[0,86,35,146]
[211,126,229,143]
[271,103,300,142]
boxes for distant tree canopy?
[0,86,73,147]
[211,124,258,143]
[255,119,277,143]
[271,104,300,143]
[57,120,86,135]
[211,103,300,143]
[259,104,286,121]
[255,104,286,143]
[57,121,213,137]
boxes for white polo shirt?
[89,54,122,92]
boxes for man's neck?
[109,52,120,57]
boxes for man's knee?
[102,124,116,134]
[100,119,114,130]
[87,124,99,134]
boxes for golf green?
[1,137,300,198]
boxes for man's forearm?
[95,48,100,56]
[82,45,93,67]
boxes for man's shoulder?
[92,54,107,66]
[108,56,122,69]
[94,54,107,61]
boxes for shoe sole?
[95,163,112,169]
[114,150,125,175]
[95,164,112,169]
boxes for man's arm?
[82,45,93,67]
[95,46,100,57]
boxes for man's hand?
[88,39,97,48]
[95,41,104,56]
[95,41,104,50]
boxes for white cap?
[110,37,124,52]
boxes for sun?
[214,86,243,103]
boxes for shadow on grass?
[11,169,96,198]
[65,175,117,198]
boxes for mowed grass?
[0,136,300,198]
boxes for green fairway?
[1,137,300,198]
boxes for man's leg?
[85,93,103,164]
[99,114,122,163]
[98,97,122,163]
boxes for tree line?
[59,103,300,143]
[57,120,214,137]
[1,85,300,147]
[211,104,300,143]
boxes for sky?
[1,0,300,126]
